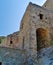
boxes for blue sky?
[0,0,46,36]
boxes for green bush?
[50,41,53,45]
[0,38,2,44]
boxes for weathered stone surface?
[0,47,26,65]
[38,46,53,65]
[0,0,53,65]
[1,1,53,51]
[43,0,53,11]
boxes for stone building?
[0,0,53,65]
[1,31,19,48]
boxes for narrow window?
[39,13,43,20]
[22,37,24,49]
[10,35,13,44]
[10,40,13,44]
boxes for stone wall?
[0,2,53,54]
[43,0,53,11]
[29,2,53,51]
[0,47,26,65]
[0,1,53,65]
[0,32,19,48]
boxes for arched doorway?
[36,28,48,51]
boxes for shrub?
[0,38,2,44]
[50,41,53,45]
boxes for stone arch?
[36,28,49,51]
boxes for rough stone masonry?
[0,0,53,65]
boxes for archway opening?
[36,28,48,51]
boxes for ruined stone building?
[0,0,53,65]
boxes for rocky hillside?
[38,46,53,65]
[26,46,53,65]
[0,36,5,39]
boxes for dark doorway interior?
[36,28,48,51]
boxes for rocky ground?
[37,46,53,65]
[27,46,53,65]
[0,46,53,65]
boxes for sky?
[0,0,46,36]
